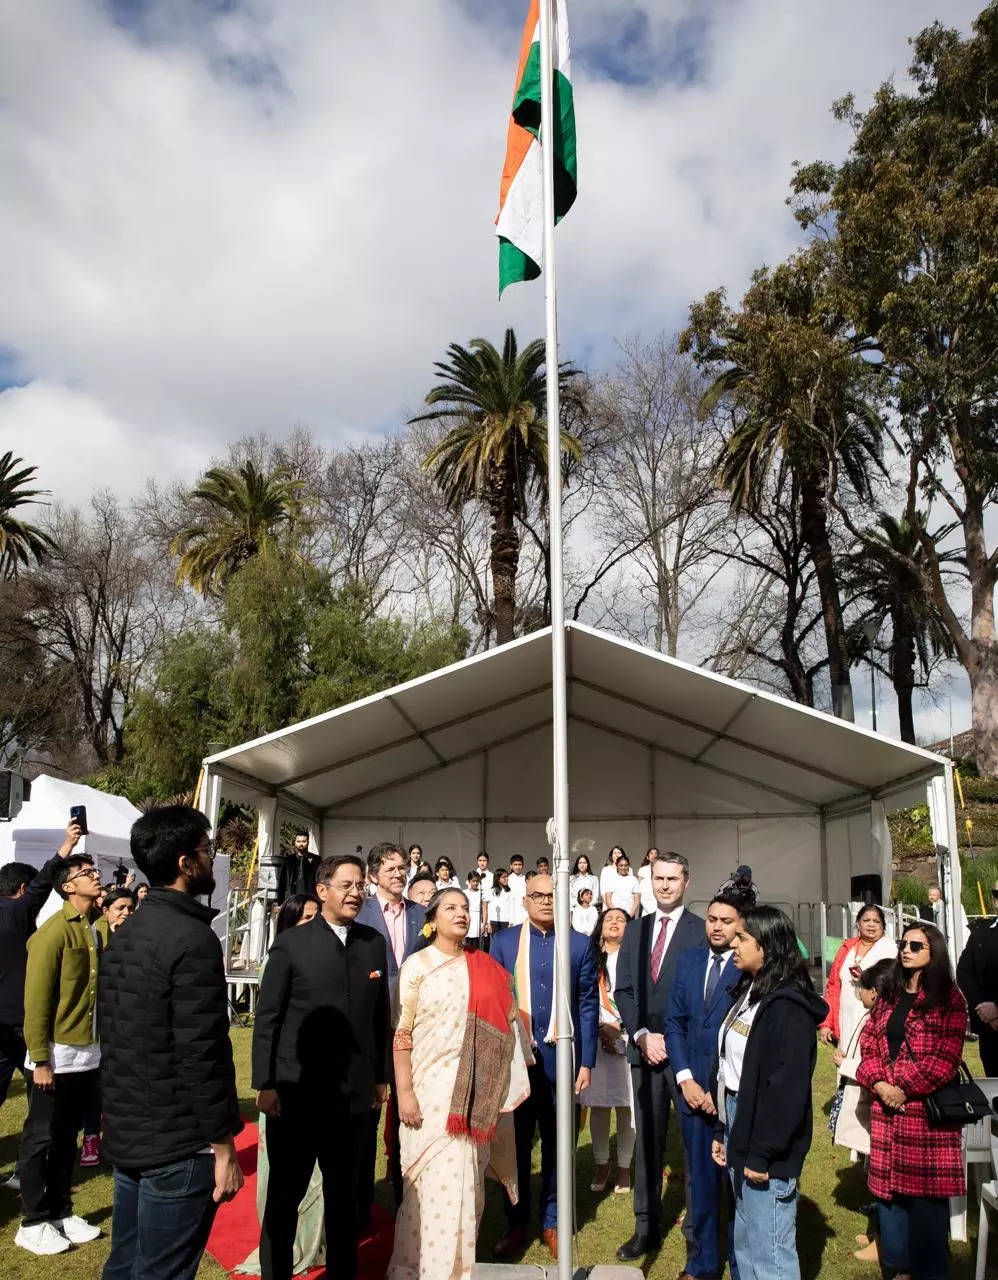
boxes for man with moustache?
[614,853,704,1260]
[665,894,744,1280]
[489,872,599,1262]
[253,855,390,1280]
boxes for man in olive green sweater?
[16,853,103,1257]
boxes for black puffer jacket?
[99,888,242,1168]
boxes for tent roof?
[204,623,947,818]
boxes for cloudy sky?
[0,0,984,742]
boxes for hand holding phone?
[69,805,88,835]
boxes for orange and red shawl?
[446,950,517,1146]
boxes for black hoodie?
[712,981,828,1179]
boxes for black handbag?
[922,1060,991,1127]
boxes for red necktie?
[650,915,670,982]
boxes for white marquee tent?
[200,624,963,955]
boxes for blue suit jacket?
[356,895,426,1002]
[490,923,599,1082]
[664,943,739,1115]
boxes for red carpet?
[206,1123,396,1279]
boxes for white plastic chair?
[975,1113,998,1280]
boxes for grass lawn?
[0,1030,986,1279]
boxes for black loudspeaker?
[0,771,29,821]
[850,874,883,905]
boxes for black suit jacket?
[615,907,705,1068]
[958,919,998,1033]
[252,916,390,1113]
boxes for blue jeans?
[876,1194,950,1280]
[726,1094,799,1280]
[102,1155,218,1280]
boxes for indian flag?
[496,0,577,296]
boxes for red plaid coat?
[857,985,968,1199]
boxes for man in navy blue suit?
[489,871,598,1262]
[355,842,427,1215]
[664,893,743,1280]
[614,853,704,1260]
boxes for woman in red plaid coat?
[857,921,967,1280]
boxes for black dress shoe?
[616,1232,661,1260]
[493,1226,528,1260]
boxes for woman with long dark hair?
[435,857,457,889]
[570,854,600,907]
[274,893,319,936]
[711,905,827,1280]
[856,922,967,1280]
[579,908,634,1194]
[490,868,511,933]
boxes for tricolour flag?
[496,0,576,296]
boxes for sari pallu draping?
[387,948,530,1280]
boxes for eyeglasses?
[70,867,101,881]
[526,892,554,903]
[900,940,927,954]
[194,839,217,862]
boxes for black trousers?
[0,1023,31,1110]
[261,1086,366,1280]
[979,1025,998,1077]
[358,1098,403,1222]
[19,1068,99,1226]
[630,1063,694,1244]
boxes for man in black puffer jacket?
[99,806,243,1280]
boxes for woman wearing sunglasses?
[856,922,967,1280]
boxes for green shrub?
[891,875,928,906]
[962,853,998,918]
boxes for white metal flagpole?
[537,1,574,1276]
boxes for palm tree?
[412,329,581,645]
[848,513,955,744]
[171,462,305,596]
[685,252,884,721]
[0,452,56,578]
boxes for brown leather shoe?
[543,1227,558,1260]
[493,1227,528,1260]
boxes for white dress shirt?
[636,905,686,1044]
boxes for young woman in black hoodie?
[711,905,828,1280]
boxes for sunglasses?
[900,940,927,954]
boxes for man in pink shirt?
[356,843,427,1217]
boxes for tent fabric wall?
[324,716,825,903]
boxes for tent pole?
[537,0,573,1273]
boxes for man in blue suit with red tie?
[489,871,598,1262]
[664,893,744,1280]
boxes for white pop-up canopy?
[0,775,143,924]
[201,624,962,947]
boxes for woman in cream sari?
[387,888,530,1280]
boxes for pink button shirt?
[379,894,406,968]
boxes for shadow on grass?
[798,1194,835,1280]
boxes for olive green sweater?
[23,900,99,1065]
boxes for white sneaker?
[53,1214,101,1243]
[15,1222,72,1255]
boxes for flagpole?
[537,1,574,1276]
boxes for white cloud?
[1,0,981,497]
[0,0,983,741]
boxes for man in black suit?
[957,878,998,1076]
[614,852,704,1260]
[275,830,319,905]
[355,842,427,1213]
[253,855,390,1280]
